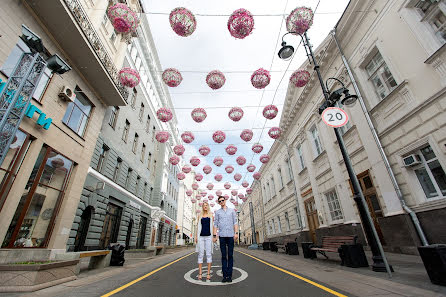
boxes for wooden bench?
[79,250,111,270]
[310,236,357,260]
[148,245,165,256]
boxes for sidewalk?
[238,247,446,297]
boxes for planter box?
[0,260,79,292]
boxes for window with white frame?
[270,177,276,197]
[271,218,276,234]
[277,216,282,233]
[101,12,109,26]
[365,51,398,100]
[296,144,305,170]
[285,158,293,181]
[325,189,344,221]
[411,145,446,199]
[284,212,291,231]
[277,168,284,189]
[109,106,119,129]
[414,0,446,45]
[309,126,323,157]
[266,182,271,200]
[294,207,302,228]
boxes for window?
[145,115,151,133]
[101,12,108,26]
[99,203,122,249]
[325,190,344,221]
[109,106,119,129]
[62,87,93,137]
[136,216,147,249]
[97,144,109,172]
[365,51,398,100]
[130,88,137,108]
[296,144,305,170]
[152,160,157,176]
[138,103,145,121]
[412,145,446,199]
[277,216,282,233]
[262,185,267,203]
[151,126,156,141]
[285,158,293,182]
[270,177,276,197]
[132,133,139,153]
[266,182,271,200]
[309,126,323,157]
[113,158,122,182]
[284,212,291,231]
[131,47,137,61]
[125,168,133,188]
[294,207,302,228]
[141,144,146,162]
[135,56,142,70]
[271,219,276,234]
[1,39,52,102]
[143,182,148,200]
[147,152,152,169]
[136,176,141,196]
[110,32,116,43]
[414,0,446,44]
[122,120,130,142]
[277,168,283,189]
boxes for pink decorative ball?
[212,130,226,143]
[108,3,139,34]
[216,190,222,196]
[246,188,253,195]
[253,172,261,180]
[210,202,215,207]
[203,199,209,203]
[191,198,197,203]
[157,107,173,122]
[247,164,256,172]
[177,172,186,180]
[224,194,229,200]
[286,7,314,35]
[203,165,213,175]
[155,131,170,143]
[251,68,271,89]
[290,70,310,88]
[263,105,278,120]
[162,68,182,87]
[196,195,201,201]
[207,183,214,190]
[213,156,224,167]
[208,195,214,200]
[238,193,245,199]
[201,191,207,197]
[169,7,197,37]
[242,181,249,188]
[236,156,246,166]
[227,8,254,39]
[182,165,191,174]
[240,129,253,142]
[199,145,211,156]
[190,156,201,167]
[225,165,234,174]
[199,202,203,207]
[234,173,242,181]
[119,67,140,88]
[214,174,223,182]
[228,107,244,122]
[224,182,231,189]
[230,198,236,203]
[225,144,237,155]
[174,144,185,156]
[191,108,207,123]
[192,183,199,190]
[169,155,180,165]
[231,190,238,196]
[233,201,239,206]
[206,70,226,90]
[260,154,270,164]
[186,189,193,196]
[181,131,195,144]
[195,173,203,181]
[268,127,282,139]
[252,143,263,154]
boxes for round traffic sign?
[321,107,349,128]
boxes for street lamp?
[278,29,392,276]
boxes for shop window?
[62,87,93,137]
[2,146,74,248]
[325,189,344,221]
[0,130,32,211]
[108,106,119,129]
[99,203,122,249]
[365,51,398,100]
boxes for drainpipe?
[330,29,429,246]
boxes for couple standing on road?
[194,196,238,283]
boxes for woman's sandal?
[206,273,211,280]
[198,273,202,280]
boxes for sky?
[142,0,350,212]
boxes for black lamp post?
[279,31,392,276]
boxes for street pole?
[248,201,258,249]
[302,32,392,276]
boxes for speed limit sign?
[321,107,349,128]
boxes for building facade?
[248,0,446,255]
[176,172,198,245]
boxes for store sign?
[0,79,52,130]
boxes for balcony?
[24,0,129,106]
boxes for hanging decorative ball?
[290,70,310,88]
[214,174,223,182]
[242,181,249,188]
[225,165,234,174]
[246,188,253,195]
[210,202,215,207]
[156,108,173,122]
[207,183,214,190]
[169,7,197,37]
[216,190,222,196]
[119,67,140,88]
[203,199,209,203]
[190,156,201,167]
[213,156,224,167]
[192,183,199,190]
[174,144,185,156]
[240,129,253,142]
[247,164,256,172]
[236,156,246,166]
[227,8,254,39]
[260,154,270,164]
[199,202,203,207]
[208,194,214,200]
[191,108,207,123]
[181,131,195,144]
[234,173,242,181]
[199,145,211,156]
[231,190,238,196]
[169,155,180,165]
[225,144,237,155]
[182,165,191,174]
[224,182,231,189]
[234,201,239,206]
[177,172,186,180]
[186,189,193,196]
[252,143,263,154]
[155,131,170,143]
[286,7,314,35]
[195,173,203,181]
[268,127,282,139]
[253,172,261,180]
[162,68,182,87]
[107,3,139,34]
[201,191,207,197]
[230,198,236,203]
[224,194,229,200]
[203,165,213,175]
[228,107,244,122]
[251,68,271,89]
[238,193,245,199]
[196,195,202,200]
[212,130,226,143]
[263,105,279,120]
[206,70,226,90]
[191,198,197,203]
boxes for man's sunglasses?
[218,200,225,203]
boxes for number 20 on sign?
[321,107,349,128]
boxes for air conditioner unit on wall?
[403,154,422,167]
[58,86,75,102]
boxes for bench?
[276,240,299,255]
[310,235,357,260]
[55,250,111,274]
[148,245,165,256]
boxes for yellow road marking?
[238,250,347,297]
[101,252,194,297]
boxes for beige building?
[0,0,139,261]
[248,0,446,254]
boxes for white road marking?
[184,266,248,286]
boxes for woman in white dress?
[195,202,213,280]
